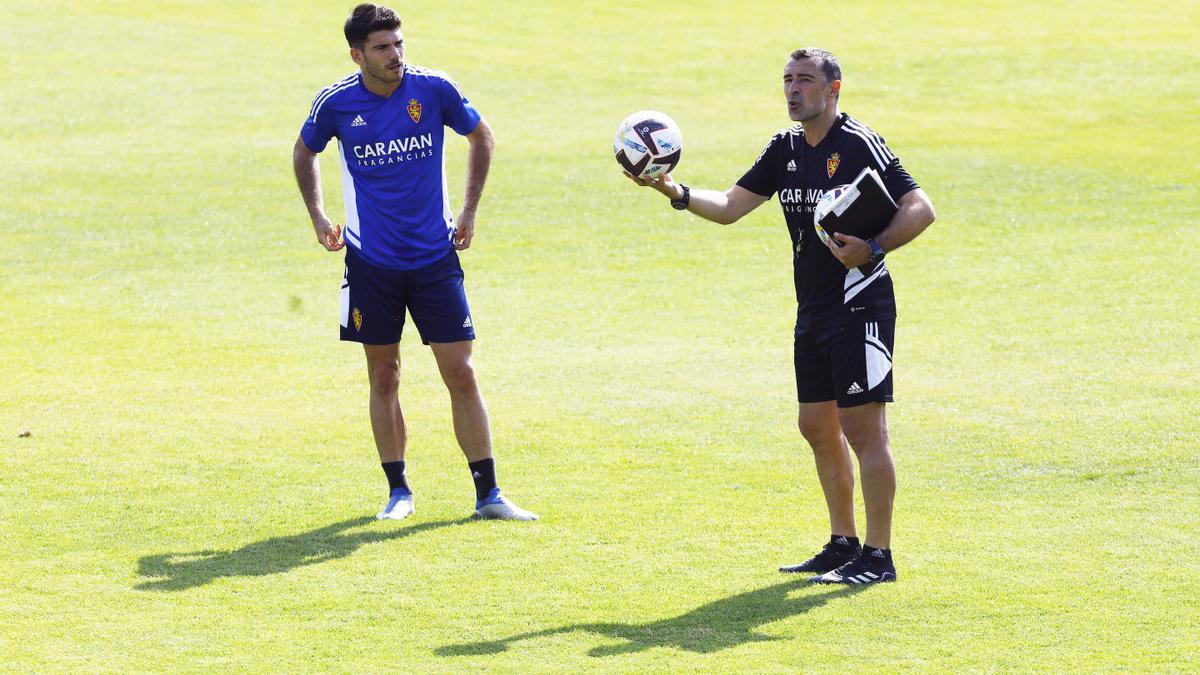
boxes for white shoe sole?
[376,500,415,521]
[475,504,538,521]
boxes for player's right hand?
[313,216,345,251]
[624,171,678,199]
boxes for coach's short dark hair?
[344,3,401,49]
[790,48,842,84]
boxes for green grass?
[2,0,1197,670]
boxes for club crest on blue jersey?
[407,99,422,123]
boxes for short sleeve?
[881,158,919,203]
[300,93,338,153]
[439,75,482,136]
[736,134,782,198]
[846,121,917,202]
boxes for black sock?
[468,458,497,501]
[831,535,861,549]
[863,545,892,563]
[381,461,410,494]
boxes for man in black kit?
[626,48,935,584]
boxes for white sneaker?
[376,492,415,521]
[474,488,538,521]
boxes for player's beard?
[790,98,825,123]
[367,60,403,84]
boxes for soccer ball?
[613,110,683,180]
[812,184,850,246]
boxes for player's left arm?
[455,118,495,251]
[826,188,936,268]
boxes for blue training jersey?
[300,66,482,270]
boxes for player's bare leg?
[430,340,536,520]
[429,340,491,462]
[780,401,862,574]
[798,401,857,537]
[837,402,894,550]
[365,342,414,520]
[364,342,407,462]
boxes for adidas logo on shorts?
[462,315,473,328]
[846,382,864,395]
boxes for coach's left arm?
[455,119,496,251]
[826,188,936,268]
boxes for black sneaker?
[810,546,897,584]
[779,536,861,574]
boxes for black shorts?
[794,318,895,407]
[340,247,475,345]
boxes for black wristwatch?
[670,184,690,210]
[867,238,886,265]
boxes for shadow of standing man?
[438,579,867,657]
[136,516,471,591]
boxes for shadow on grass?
[438,579,867,657]
[136,516,472,591]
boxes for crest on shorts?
[827,152,841,178]
[352,308,362,331]
[406,98,422,123]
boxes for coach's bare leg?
[364,343,407,463]
[798,401,857,538]
[838,402,894,550]
[430,340,492,462]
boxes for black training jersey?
[737,113,919,327]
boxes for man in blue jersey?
[292,3,536,522]
[626,49,935,584]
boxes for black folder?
[816,166,898,240]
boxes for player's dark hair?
[790,48,842,84]
[344,3,401,49]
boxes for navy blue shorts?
[340,247,475,345]
[794,318,895,407]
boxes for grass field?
[2,0,1198,670]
